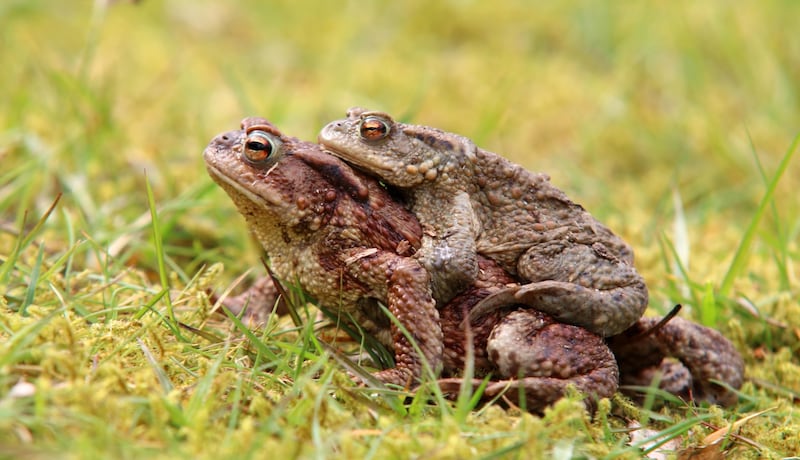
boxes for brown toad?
[205,117,440,385]
[203,117,618,404]
[319,108,648,336]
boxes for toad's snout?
[318,121,346,143]
[207,130,242,153]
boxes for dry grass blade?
[703,408,773,445]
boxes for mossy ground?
[2,1,799,458]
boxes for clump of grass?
[2,0,799,458]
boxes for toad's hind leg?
[608,316,744,406]
[476,309,618,413]
[511,242,649,336]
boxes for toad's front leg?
[416,190,480,304]
[345,250,444,386]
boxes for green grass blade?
[699,281,717,326]
[223,307,281,363]
[0,194,61,285]
[720,134,799,296]
[144,170,182,339]
[20,242,45,315]
[606,412,715,459]
[137,338,175,394]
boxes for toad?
[319,108,648,336]
[203,117,617,404]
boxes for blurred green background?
[4,0,798,272]
[2,0,799,457]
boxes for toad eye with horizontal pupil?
[359,116,390,141]
[243,130,280,164]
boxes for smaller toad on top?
[320,108,648,336]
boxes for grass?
[2,0,799,458]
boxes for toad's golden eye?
[243,130,281,164]
[359,116,390,141]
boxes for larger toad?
[607,314,744,407]
[319,108,648,336]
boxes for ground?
[1,1,799,458]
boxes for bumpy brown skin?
[438,258,619,413]
[204,118,441,385]
[607,316,744,407]
[206,118,742,412]
[319,108,648,337]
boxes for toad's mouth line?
[321,146,395,174]
[205,162,281,208]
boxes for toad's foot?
[607,316,744,406]
[469,280,647,337]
